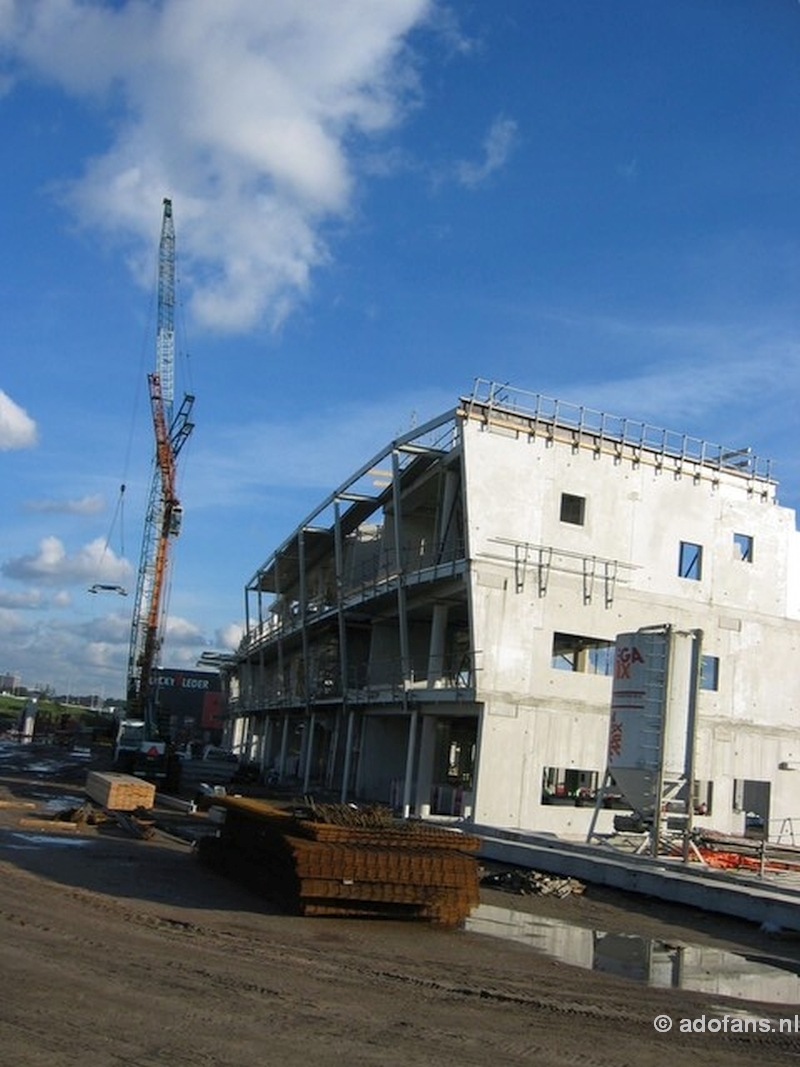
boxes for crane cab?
[169,505,183,536]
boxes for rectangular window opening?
[700,654,719,691]
[734,532,754,562]
[551,633,615,676]
[542,766,600,805]
[692,779,713,816]
[732,779,771,839]
[560,492,586,526]
[678,540,703,580]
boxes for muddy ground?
[1,743,800,1067]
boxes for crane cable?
[89,209,192,603]
[88,485,128,596]
[89,258,158,599]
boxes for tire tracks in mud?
[2,858,799,1065]
[0,862,777,1014]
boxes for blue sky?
[1,0,799,699]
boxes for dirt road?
[1,750,799,1066]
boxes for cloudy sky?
[1,0,799,699]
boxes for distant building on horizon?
[0,672,22,695]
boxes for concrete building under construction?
[226,379,800,840]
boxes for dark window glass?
[560,493,586,525]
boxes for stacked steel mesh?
[198,797,481,925]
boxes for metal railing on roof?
[466,378,773,482]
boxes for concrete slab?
[471,823,800,933]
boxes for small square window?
[678,541,702,580]
[700,655,719,691]
[734,533,753,562]
[560,493,586,526]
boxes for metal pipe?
[340,709,355,803]
[302,710,316,794]
[682,629,703,864]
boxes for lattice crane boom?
[156,198,175,420]
[125,199,195,743]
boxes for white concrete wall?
[787,528,800,621]
[461,418,800,837]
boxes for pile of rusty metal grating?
[197,797,481,925]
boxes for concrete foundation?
[472,823,800,933]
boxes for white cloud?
[456,115,518,189]
[1,0,432,333]
[544,314,799,423]
[426,3,480,58]
[84,639,123,672]
[0,606,33,640]
[585,362,772,426]
[0,589,43,609]
[156,612,212,671]
[532,312,800,489]
[216,622,244,651]
[2,535,132,587]
[25,493,105,515]
[164,614,205,644]
[0,388,37,450]
[82,612,131,645]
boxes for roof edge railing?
[466,378,773,482]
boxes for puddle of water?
[465,903,800,1006]
[42,795,85,812]
[4,832,93,850]
[25,761,69,775]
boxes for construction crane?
[116,198,195,782]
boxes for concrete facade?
[227,380,800,842]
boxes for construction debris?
[480,867,586,898]
[198,797,481,925]
[300,800,397,829]
[155,793,197,814]
[51,801,100,826]
[113,811,156,840]
[18,799,145,835]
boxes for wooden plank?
[19,817,81,833]
[85,771,156,811]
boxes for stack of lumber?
[85,771,156,812]
[198,797,481,925]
